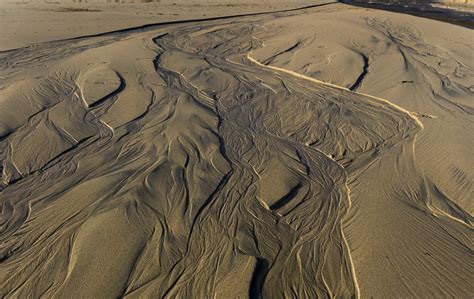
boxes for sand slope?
[0,3,472,298]
[0,0,333,51]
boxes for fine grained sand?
[0,0,334,51]
[0,1,473,298]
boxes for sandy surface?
[0,0,333,51]
[0,1,473,298]
[342,0,474,28]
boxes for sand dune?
[0,2,472,298]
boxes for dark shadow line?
[349,52,369,91]
[249,258,269,299]
[269,183,303,211]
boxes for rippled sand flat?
[0,1,472,298]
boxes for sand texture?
[0,0,334,51]
[0,2,473,298]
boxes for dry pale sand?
[0,0,334,51]
[0,1,473,298]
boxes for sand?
[0,0,334,51]
[0,1,473,298]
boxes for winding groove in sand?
[1,4,472,298]
[247,54,424,129]
[246,51,427,299]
